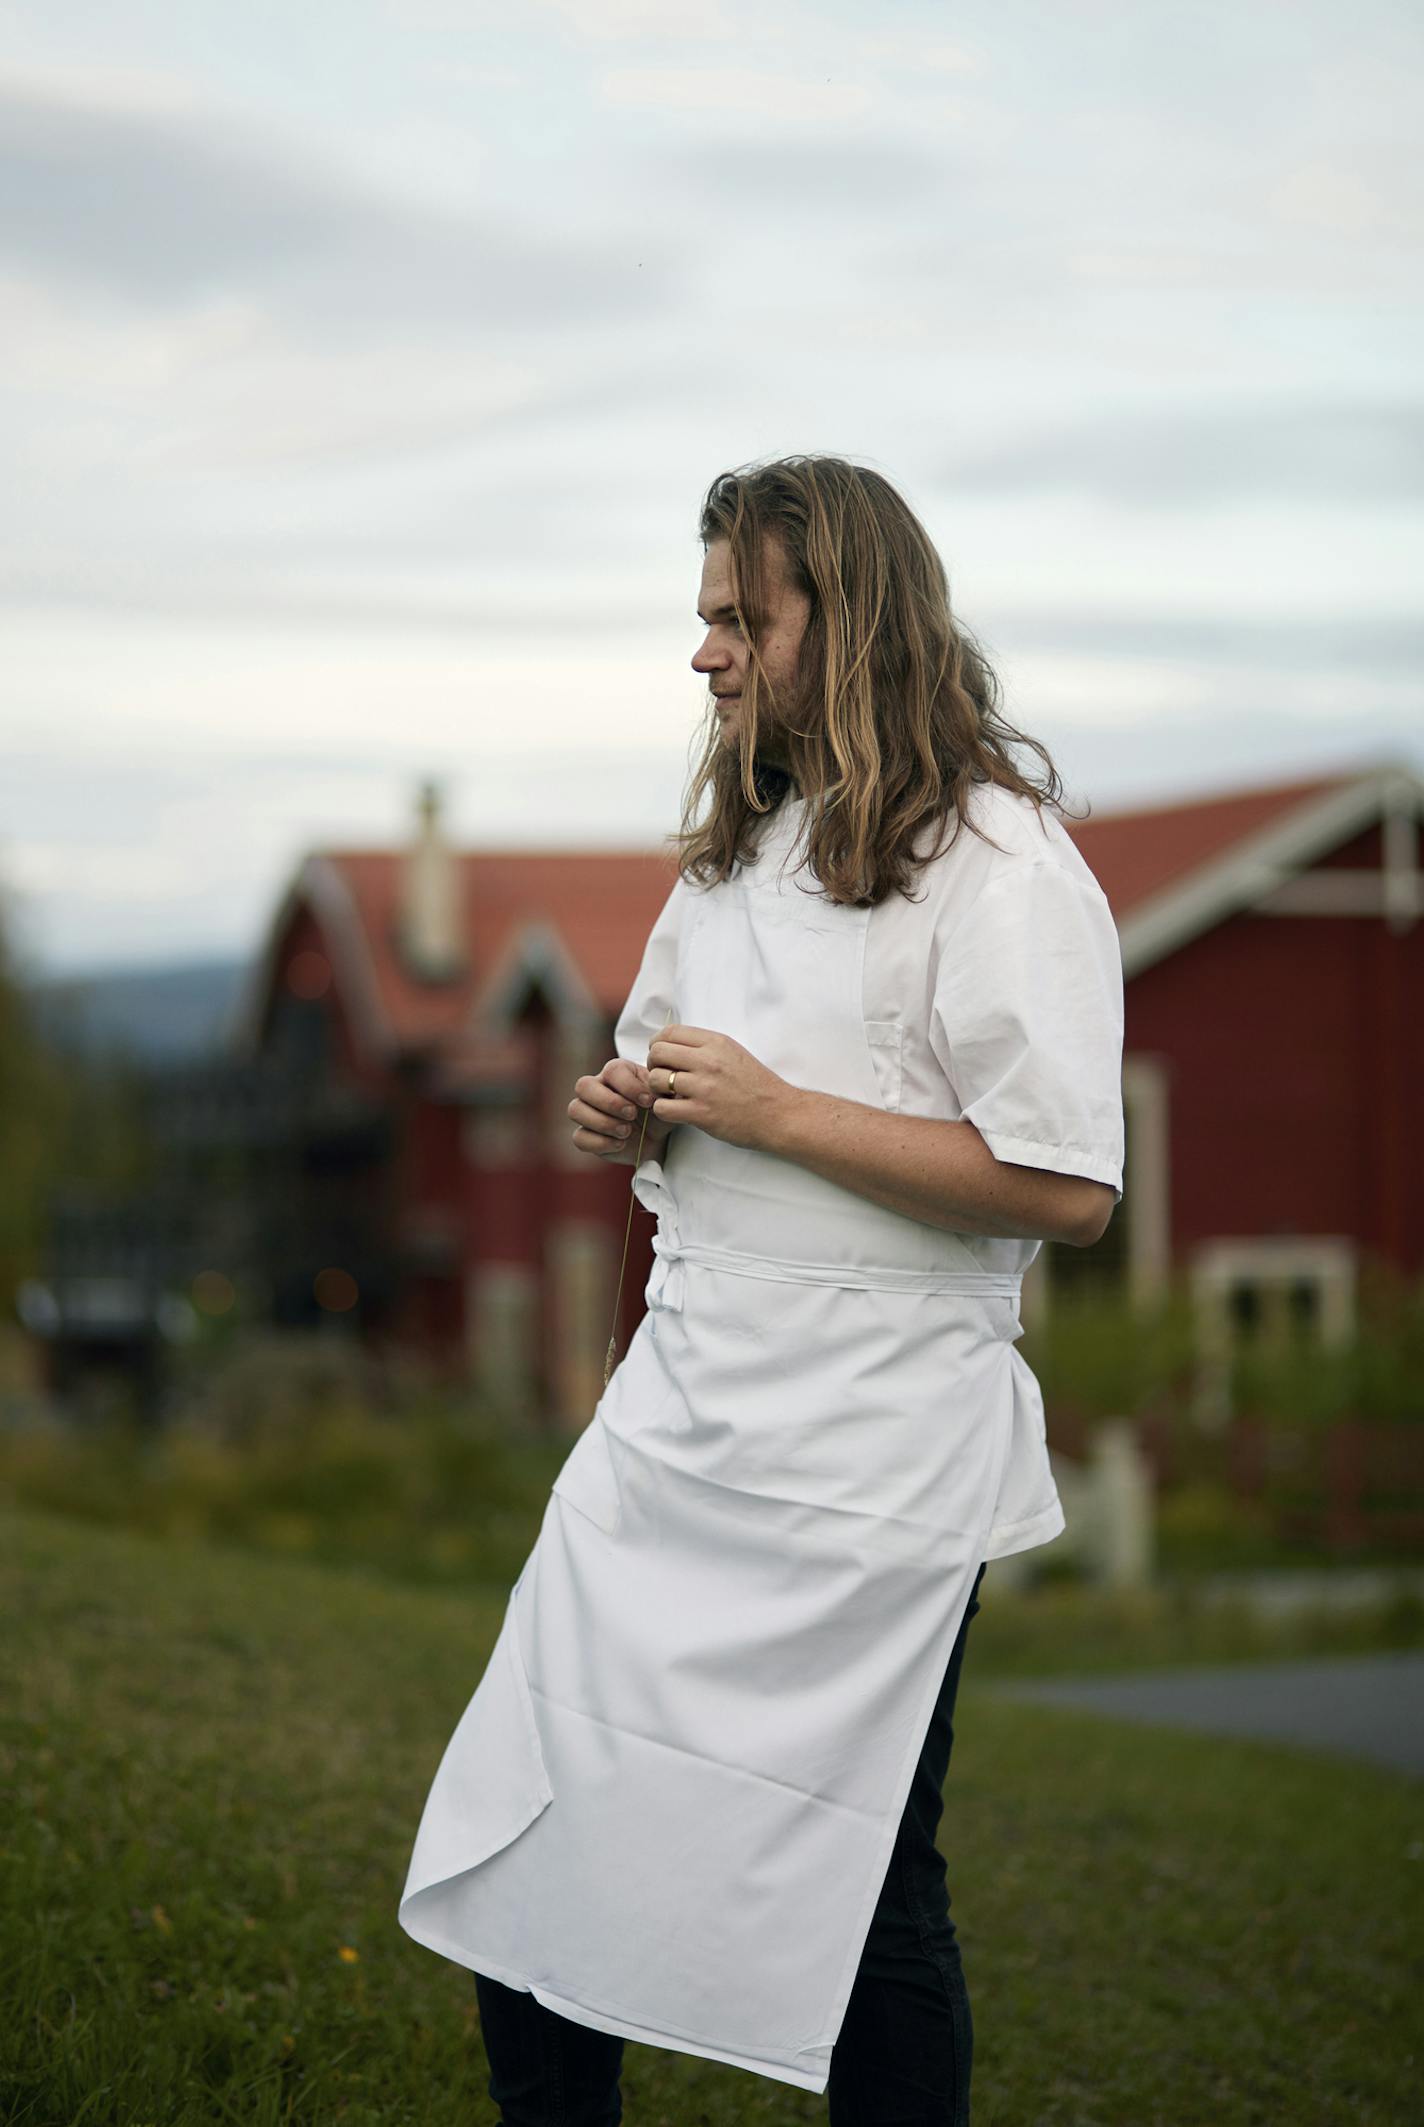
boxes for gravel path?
[985,1651,1424,1776]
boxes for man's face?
[691,534,811,760]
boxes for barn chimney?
[398,778,466,983]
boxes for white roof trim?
[476,918,599,1031]
[231,854,392,1064]
[1118,757,1424,979]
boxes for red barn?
[1068,756,1422,1424]
[239,759,1422,1430]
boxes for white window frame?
[462,1102,531,1169]
[1188,1234,1358,1433]
[548,1013,609,1171]
[1121,1054,1171,1308]
[1020,1052,1169,1329]
[466,1260,539,1417]
[545,1217,617,1428]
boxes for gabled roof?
[1067,757,1423,976]
[242,844,680,1065]
[1064,770,1354,922]
[243,755,1422,1069]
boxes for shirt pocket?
[862,1020,904,1113]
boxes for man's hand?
[646,1025,794,1151]
[569,1057,674,1166]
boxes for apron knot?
[632,1158,685,1314]
[648,1234,687,1314]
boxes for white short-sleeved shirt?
[620,779,1125,1282]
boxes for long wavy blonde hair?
[675,454,1079,906]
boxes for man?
[398,456,1125,2124]
[570,517,1114,1251]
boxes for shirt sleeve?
[928,857,1126,1202]
[613,875,688,1067]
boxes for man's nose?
[690,632,727,675]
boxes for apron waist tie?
[648,1233,1022,1312]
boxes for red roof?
[1062,770,1356,925]
[312,847,680,1055]
[284,767,1373,1060]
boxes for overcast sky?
[2,0,1421,975]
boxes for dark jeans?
[474,1558,988,2126]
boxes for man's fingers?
[571,1124,630,1161]
[600,1057,655,1106]
[574,1070,642,1122]
[568,1060,671,1162]
[568,1093,635,1138]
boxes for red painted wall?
[1126,904,1424,1272]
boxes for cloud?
[981,605,1424,677]
[387,0,741,39]
[940,400,1424,507]
[538,0,741,39]
[842,28,985,76]
[1047,714,1424,825]
[596,66,874,127]
[0,72,670,338]
[0,559,676,637]
[652,137,943,208]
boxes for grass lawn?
[3,1505,1419,2125]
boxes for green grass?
[6,1403,1424,1633]
[967,1570,1424,1678]
[3,1507,1420,2125]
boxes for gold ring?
[667,1069,678,1097]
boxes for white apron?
[397,810,1082,2096]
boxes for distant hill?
[31,957,253,1064]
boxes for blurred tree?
[0,882,66,1310]
[0,880,155,1312]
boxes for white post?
[1090,1417,1155,1588]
